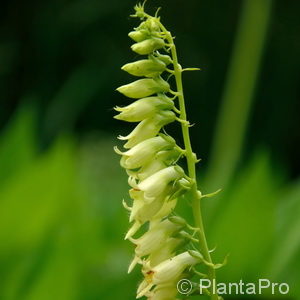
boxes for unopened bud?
[156,53,173,66]
[128,29,149,42]
[116,77,170,99]
[121,58,166,77]
[131,38,165,55]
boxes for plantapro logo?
[177,278,290,296]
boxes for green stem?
[160,24,219,300]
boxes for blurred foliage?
[0,109,137,299]
[0,0,299,299]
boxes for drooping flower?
[129,217,186,258]
[116,77,170,99]
[114,95,174,122]
[115,134,175,169]
[118,111,176,148]
[138,165,185,202]
[137,251,203,298]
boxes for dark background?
[1,0,299,175]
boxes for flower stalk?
[115,3,223,299]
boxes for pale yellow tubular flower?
[129,218,186,259]
[127,148,181,181]
[128,189,167,223]
[150,251,202,284]
[118,111,176,149]
[138,165,185,202]
[147,235,187,267]
[137,251,202,298]
[137,149,181,181]
[114,95,174,122]
[126,189,178,237]
[125,197,177,241]
[150,198,177,222]
[115,134,175,169]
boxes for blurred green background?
[0,0,299,299]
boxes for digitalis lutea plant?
[115,3,225,300]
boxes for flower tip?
[113,114,121,120]
[128,256,140,273]
[116,86,126,95]
[136,283,153,299]
[113,146,124,155]
[116,87,121,94]
[117,135,128,141]
[122,199,132,211]
[125,221,141,239]
[113,106,123,112]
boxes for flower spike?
[114,3,222,300]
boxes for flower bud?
[114,95,174,122]
[168,178,192,200]
[156,53,172,65]
[151,198,177,222]
[115,134,175,169]
[131,38,165,55]
[116,77,170,99]
[119,111,176,148]
[121,58,166,77]
[138,165,185,202]
[135,20,148,30]
[128,29,149,42]
[135,18,160,34]
[144,18,161,32]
